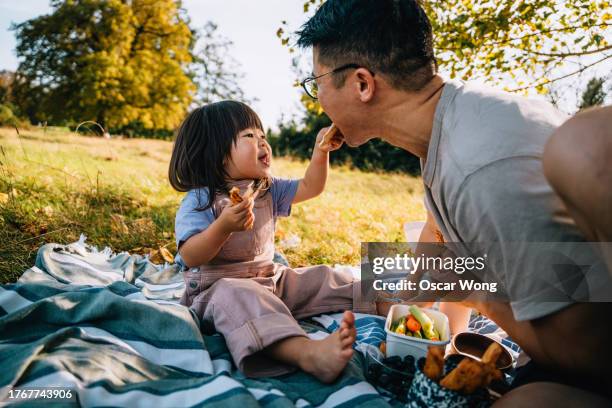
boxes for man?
[297,0,611,405]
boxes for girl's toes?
[341,337,354,348]
[343,311,355,325]
[341,348,354,359]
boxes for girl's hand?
[315,125,344,153]
[218,198,255,233]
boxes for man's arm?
[419,210,472,334]
[417,209,441,243]
[392,210,442,305]
[480,302,612,393]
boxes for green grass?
[0,126,426,283]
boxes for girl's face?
[225,127,272,180]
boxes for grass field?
[0,126,426,283]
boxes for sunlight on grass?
[0,126,426,282]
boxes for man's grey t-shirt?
[422,80,585,321]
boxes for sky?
[182,0,310,129]
[0,1,610,130]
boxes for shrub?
[271,113,421,175]
[0,104,18,127]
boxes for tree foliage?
[11,0,246,135]
[578,77,607,109]
[0,71,15,105]
[426,0,611,94]
[281,0,611,94]
[12,0,194,131]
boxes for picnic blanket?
[0,236,519,407]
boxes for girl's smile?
[258,151,271,167]
[226,127,272,179]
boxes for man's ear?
[354,68,375,102]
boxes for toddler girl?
[168,101,376,382]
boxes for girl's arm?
[179,219,232,267]
[293,126,342,204]
[179,198,254,267]
[292,143,328,204]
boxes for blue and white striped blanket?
[0,237,519,407]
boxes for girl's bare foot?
[299,311,357,383]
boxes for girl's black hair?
[169,100,269,210]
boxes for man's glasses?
[300,63,362,99]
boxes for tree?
[191,22,247,105]
[0,70,25,127]
[11,0,247,135]
[280,0,611,95]
[12,0,195,131]
[578,77,607,110]
[0,71,15,105]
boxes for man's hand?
[217,198,254,233]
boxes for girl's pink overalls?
[180,181,376,377]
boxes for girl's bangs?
[229,102,264,135]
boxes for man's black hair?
[297,0,436,91]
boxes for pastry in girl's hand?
[229,184,257,230]
[229,184,257,205]
[229,187,243,205]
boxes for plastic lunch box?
[385,304,451,359]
